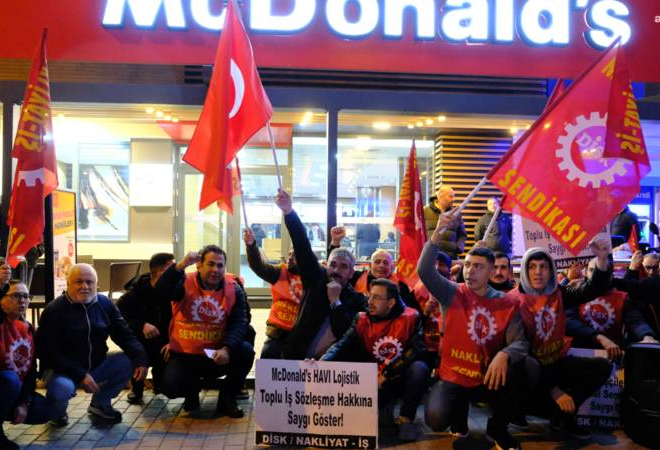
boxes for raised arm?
[244,228,282,285]
[417,212,459,306]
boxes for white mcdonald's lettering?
[101,0,632,50]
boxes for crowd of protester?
[1,185,659,450]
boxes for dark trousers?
[425,360,525,431]
[0,370,56,425]
[379,361,430,420]
[538,355,612,421]
[131,337,167,394]
[260,336,286,359]
[161,341,255,403]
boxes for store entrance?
[175,147,291,298]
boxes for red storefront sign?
[2,0,660,82]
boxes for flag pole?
[453,177,488,216]
[483,206,502,240]
[234,157,249,229]
[266,123,283,190]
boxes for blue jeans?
[0,371,56,424]
[45,352,133,417]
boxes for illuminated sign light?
[101,0,632,50]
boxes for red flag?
[183,0,272,211]
[6,29,58,267]
[488,43,650,256]
[393,141,427,288]
[627,223,639,253]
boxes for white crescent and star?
[229,59,245,119]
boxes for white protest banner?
[513,214,610,270]
[255,359,378,449]
[568,348,623,429]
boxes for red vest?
[169,274,236,355]
[267,266,302,331]
[0,317,33,381]
[514,290,571,366]
[578,290,627,342]
[355,307,419,375]
[413,280,442,352]
[440,285,517,388]
[355,271,398,294]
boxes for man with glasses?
[322,278,428,441]
[36,264,148,426]
[1,281,60,450]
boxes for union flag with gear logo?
[488,42,650,256]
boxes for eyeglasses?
[644,266,657,272]
[4,293,32,302]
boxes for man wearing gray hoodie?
[510,244,612,440]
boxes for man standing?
[275,189,366,360]
[117,253,175,403]
[610,206,640,243]
[156,245,254,418]
[322,279,429,441]
[419,213,528,450]
[243,228,301,359]
[423,185,467,260]
[37,264,148,425]
[474,198,512,256]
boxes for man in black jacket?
[474,198,512,256]
[322,278,429,441]
[155,246,254,418]
[117,252,175,403]
[37,264,148,426]
[275,189,366,360]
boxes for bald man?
[423,185,467,259]
[37,264,147,426]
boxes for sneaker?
[397,419,419,441]
[564,420,591,440]
[49,414,69,428]
[215,399,244,419]
[88,403,122,423]
[485,420,521,450]
[127,390,143,405]
[509,414,530,431]
[183,395,200,413]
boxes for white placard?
[255,359,378,449]
[513,214,610,270]
[568,348,623,429]
[129,164,173,206]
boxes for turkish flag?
[627,223,639,253]
[183,0,272,211]
[393,141,427,288]
[489,43,650,256]
[6,29,58,267]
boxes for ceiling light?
[146,107,155,114]
[425,118,433,125]
[156,110,164,118]
[437,115,447,122]
[416,121,424,127]
[373,121,391,130]
[407,124,414,129]
[57,113,65,119]
[165,115,172,121]
[510,127,519,135]
[172,116,179,123]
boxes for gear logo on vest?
[5,337,32,377]
[468,307,497,345]
[372,336,404,364]
[584,298,615,331]
[191,296,225,324]
[534,305,557,341]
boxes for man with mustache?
[489,252,515,292]
[243,228,301,359]
[329,226,418,312]
[37,264,148,426]
[275,189,366,360]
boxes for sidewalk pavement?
[3,388,648,450]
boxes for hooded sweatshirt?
[512,247,610,365]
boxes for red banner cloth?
[488,43,650,256]
[6,29,58,267]
[182,0,272,211]
[627,223,639,253]
[393,142,427,288]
